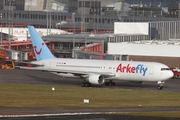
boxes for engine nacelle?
[86,74,104,85]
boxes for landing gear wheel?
[105,82,109,86]
[112,82,116,86]
[105,81,116,86]
[109,82,112,86]
[81,82,91,87]
[85,83,89,87]
[88,83,92,87]
[157,86,163,90]
[81,82,85,87]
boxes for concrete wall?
[114,22,149,35]
[108,43,180,57]
[129,55,180,67]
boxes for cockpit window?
[161,68,170,71]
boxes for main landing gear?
[105,80,116,86]
[81,82,92,87]
[157,81,164,90]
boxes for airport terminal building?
[1,0,180,68]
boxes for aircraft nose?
[168,70,174,79]
[161,69,174,80]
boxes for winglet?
[28,26,55,61]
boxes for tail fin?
[28,26,55,61]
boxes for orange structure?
[28,51,36,61]
[81,43,103,60]
[1,40,56,61]
[0,48,15,70]
[0,49,6,66]
[1,40,54,51]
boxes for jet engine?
[86,74,104,85]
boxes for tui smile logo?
[34,43,44,55]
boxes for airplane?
[19,26,174,90]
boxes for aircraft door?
[149,66,153,75]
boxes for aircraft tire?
[109,82,112,86]
[112,82,116,86]
[85,83,89,87]
[105,82,115,86]
[157,86,163,90]
[81,82,85,87]
[105,82,109,86]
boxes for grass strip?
[0,83,180,108]
[120,112,180,118]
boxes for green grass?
[121,112,180,118]
[0,83,180,108]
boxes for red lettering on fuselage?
[116,63,148,76]
[116,64,135,74]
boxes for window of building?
[74,1,77,7]
[92,1,95,7]
[142,0,151,6]
[85,1,90,8]
[102,7,107,12]
[171,0,177,3]
[79,1,84,7]
[92,1,100,7]
[135,0,141,4]
[14,13,16,18]
[44,15,46,19]
[151,0,161,7]
[161,0,171,6]
[25,14,27,19]
[5,0,8,6]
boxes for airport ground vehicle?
[1,60,15,70]
[170,67,180,78]
[0,50,15,70]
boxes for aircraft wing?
[19,67,116,78]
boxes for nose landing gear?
[157,81,165,90]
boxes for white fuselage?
[33,58,173,82]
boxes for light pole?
[161,26,164,40]
[49,11,52,34]
[72,13,76,33]
[8,0,12,49]
[47,11,49,35]
[0,13,2,46]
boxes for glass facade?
[123,0,180,18]
[124,0,180,7]
[54,0,69,11]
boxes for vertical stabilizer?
[28,26,55,61]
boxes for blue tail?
[28,26,55,61]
